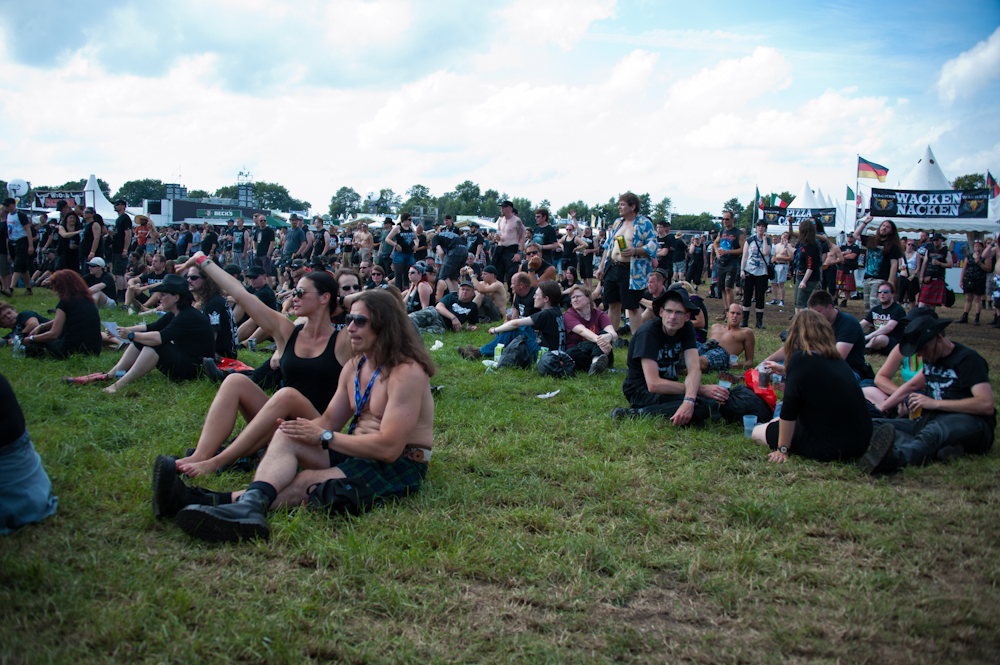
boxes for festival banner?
[760,206,787,228]
[33,191,85,208]
[870,188,989,218]
[787,207,836,233]
[196,208,245,219]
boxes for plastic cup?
[743,415,757,438]
[759,370,770,388]
[729,354,739,368]
[717,380,731,405]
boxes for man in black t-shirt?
[111,199,132,290]
[862,281,906,353]
[200,223,220,258]
[85,257,118,308]
[252,215,276,284]
[855,217,902,315]
[124,253,169,313]
[837,238,862,306]
[863,316,996,473]
[615,287,729,425]
[807,290,868,379]
[531,209,559,264]
[654,220,674,276]
[410,281,480,334]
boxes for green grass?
[1,292,999,663]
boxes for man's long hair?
[866,218,901,253]
[189,265,223,304]
[355,289,436,378]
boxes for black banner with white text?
[871,188,989,218]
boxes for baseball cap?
[87,257,106,268]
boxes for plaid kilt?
[836,268,856,292]
[697,341,730,371]
[920,277,946,306]
[328,450,427,498]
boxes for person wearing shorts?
[597,193,658,335]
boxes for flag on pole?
[772,194,788,208]
[752,187,760,224]
[858,156,889,182]
[987,171,1000,198]
[846,185,855,204]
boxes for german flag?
[987,171,999,198]
[858,156,889,182]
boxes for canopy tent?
[789,181,822,209]
[861,145,998,234]
[84,174,117,220]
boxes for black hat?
[148,274,190,296]
[755,217,768,226]
[932,232,946,241]
[653,284,699,317]
[483,265,498,276]
[904,306,938,323]
[289,214,301,221]
[113,199,127,207]
[290,259,305,270]
[223,264,243,278]
[899,315,952,357]
[246,266,266,278]
[459,279,474,288]
[412,261,427,274]
[500,200,513,208]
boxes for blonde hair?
[672,281,695,295]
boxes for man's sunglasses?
[341,284,361,292]
[345,314,369,328]
[185,275,203,282]
[525,250,539,256]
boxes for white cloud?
[936,25,1000,103]
[498,0,616,51]
[323,0,413,50]
[586,28,765,51]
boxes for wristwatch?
[779,445,789,455]
[127,332,135,342]
[320,430,334,449]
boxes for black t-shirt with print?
[623,319,697,397]
[923,245,949,280]
[864,302,907,342]
[841,242,862,271]
[924,342,990,402]
[146,306,215,360]
[201,293,238,359]
[529,307,565,351]
[864,239,903,280]
[794,242,822,281]
[716,227,744,268]
[438,293,479,326]
[531,224,559,263]
[139,270,168,287]
[831,310,867,376]
[254,226,275,254]
[511,287,540,319]
[656,234,674,263]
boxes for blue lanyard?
[348,356,382,434]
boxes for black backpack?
[537,350,574,378]
[497,335,532,369]
[719,385,774,424]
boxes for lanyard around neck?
[349,356,383,435]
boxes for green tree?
[254,182,309,211]
[329,187,362,217]
[478,189,500,218]
[374,188,401,214]
[952,173,985,190]
[111,178,166,204]
[722,197,744,219]
[188,189,211,199]
[454,180,481,204]
[214,185,238,199]
[638,193,652,218]
[593,196,620,228]
[404,184,432,211]
[512,197,534,227]
[652,197,672,223]
[556,200,591,222]
[538,199,551,212]
[671,212,717,232]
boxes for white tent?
[789,181,822,209]
[899,146,952,190]
[84,174,117,220]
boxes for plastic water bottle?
[538,346,549,361]
[494,343,504,364]
[11,335,25,359]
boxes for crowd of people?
[1,192,995,544]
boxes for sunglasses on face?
[345,314,369,328]
[525,250,539,256]
[291,287,318,298]
[341,284,361,292]
[186,275,202,282]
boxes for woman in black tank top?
[172,254,352,477]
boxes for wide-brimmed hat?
[652,284,700,317]
[899,315,951,357]
[148,273,191,296]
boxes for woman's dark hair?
[797,219,816,245]
[49,269,92,300]
[354,289,436,378]
[62,212,80,229]
[562,266,578,283]
[400,212,412,223]
[302,270,338,314]
[165,260,177,275]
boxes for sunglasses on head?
[345,314,369,328]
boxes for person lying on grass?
[168,252,351,478]
[409,278,479,335]
[65,274,214,393]
[611,286,728,426]
[458,279,563,361]
[699,302,755,372]
[0,301,47,345]
[153,289,436,543]
[750,310,872,464]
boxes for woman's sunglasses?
[291,287,318,298]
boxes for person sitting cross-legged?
[859,315,996,474]
[153,289,436,543]
[460,280,562,361]
[611,287,727,426]
[750,310,872,463]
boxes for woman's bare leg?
[177,387,319,477]
[175,374,270,467]
[104,346,158,394]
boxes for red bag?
[217,357,255,373]
[743,369,778,410]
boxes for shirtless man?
[597,192,657,335]
[700,302,756,371]
[639,268,670,324]
[354,223,375,264]
[493,200,527,286]
[468,265,508,322]
[157,289,436,543]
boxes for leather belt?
[402,446,432,463]
[610,259,629,269]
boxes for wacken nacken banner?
[760,206,787,227]
[870,188,989,218]
[33,191,86,208]
[786,207,836,233]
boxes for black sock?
[245,480,277,507]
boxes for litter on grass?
[537,390,560,399]
[430,340,443,350]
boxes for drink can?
[494,343,504,363]
[909,405,922,420]
[616,236,627,252]
[248,339,257,352]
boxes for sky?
[1,0,999,217]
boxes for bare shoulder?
[387,359,431,386]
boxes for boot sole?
[858,424,896,475]
[175,505,270,543]
[152,455,177,519]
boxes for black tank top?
[279,325,343,412]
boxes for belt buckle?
[403,447,431,463]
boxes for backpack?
[537,350,575,378]
[719,384,774,424]
[497,335,532,369]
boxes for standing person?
[231,217,250,270]
[0,201,8,297]
[959,239,992,325]
[252,215,275,283]
[576,226,597,289]
[282,215,307,269]
[712,210,745,317]
[4,198,34,296]
[81,208,106,271]
[792,219,822,314]
[769,231,793,306]
[199,222,219,259]
[596,192,658,336]
[671,231,687,283]
[354,222,374,264]
[897,238,920,309]
[838,234,862,307]
[110,200,132,293]
[433,215,468,295]
[412,224,428,263]
[375,218,394,281]
[134,214,156,257]
[654,220,674,274]
[493,201,526,285]
[855,218,902,315]
[685,234,706,290]
[161,289,436,542]
[22,270,102,359]
[310,217,330,261]
[385,214,417,290]
[917,233,953,311]
[750,310,872,464]
[561,223,579,277]
[740,218,771,329]
[531,209,559,266]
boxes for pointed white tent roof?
[899,145,952,190]
[815,188,831,208]
[790,181,821,209]
[84,174,117,221]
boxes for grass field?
[1,290,999,664]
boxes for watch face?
[321,430,333,442]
